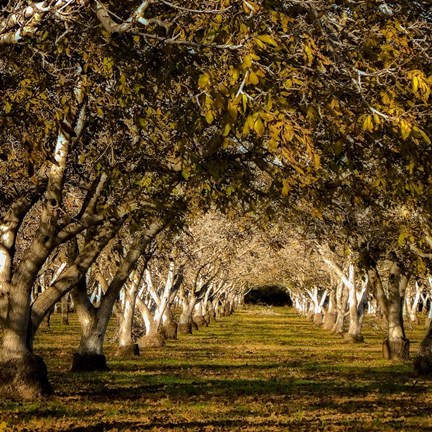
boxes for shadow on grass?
[65,418,297,432]
[54,366,429,403]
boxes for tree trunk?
[162,307,178,340]
[414,320,432,376]
[323,311,337,330]
[71,280,108,372]
[193,301,207,328]
[0,265,53,399]
[73,222,164,369]
[135,296,167,348]
[207,299,216,322]
[323,289,336,330]
[345,274,368,343]
[178,287,196,334]
[381,262,410,360]
[61,294,70,325]
[138,329,166,348]
[332,282,348,335]
[116,272,140,358]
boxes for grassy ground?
[0,306,431,431]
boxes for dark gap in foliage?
[245,286,292,307]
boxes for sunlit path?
[1,307,431,431]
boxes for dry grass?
[0,306,431,431]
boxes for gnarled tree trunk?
[369,261,410,361]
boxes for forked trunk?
[135,296,167,348]
[71,281,108,372]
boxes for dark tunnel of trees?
[245,286,292,307]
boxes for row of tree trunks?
[292,250,432,373]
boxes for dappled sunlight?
[1,306,431,431]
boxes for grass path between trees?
[1,306,432,431]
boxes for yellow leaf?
[282,179,290,197]
[5,102,12,113]
[242,55,252,69]
[242,119,250,136]
[223,123,231,137]
[243,0,259,13]
[256,34,278,46]
[260,112,273,121]
[306,105,317,121]
[413,126,431,144]
[304,44,313,64]
[205,110,214,124]
[240,23,249,34]
[254,118,265,137]
[312,208,323,220]
[284,79,293,89]
[247,115,255,129]
[268,139,278,152]
[230,67,240,83]
[228,100,238,120]
[182,168,191,180]
[242,94,248,112]
[283,123,294,142]
[198,73,210,89]
[362,115,373,132]
[248,70,259,85]
[400,119,411,140]
[205,94,213,108]
[398,229,409,246]
[412,76,419,93]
